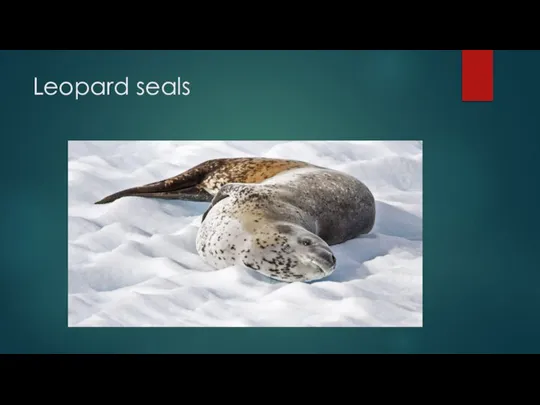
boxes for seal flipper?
[95,185,212,205]
[201,191,228,223]
[94,158,229,204]
[200,183,245,222]
[201,183,251,223]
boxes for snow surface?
[68,141,423,327]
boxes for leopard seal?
[94,157,376,282]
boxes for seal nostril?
[319,251,336,266]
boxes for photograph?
[68,140,423,327]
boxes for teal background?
[1,50,539,353]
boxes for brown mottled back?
[94,157,314,205]
[200,158,312,193]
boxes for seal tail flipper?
[94,184,213,204]
[94,159,228,204]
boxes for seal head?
[196,182,338,282]
[244,221,337,282]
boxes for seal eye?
[301,239,312,246]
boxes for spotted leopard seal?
[95,157,376,282]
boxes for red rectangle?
[462,50,494,102]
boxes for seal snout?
[317,251,336,269]
[306,248,337,276]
